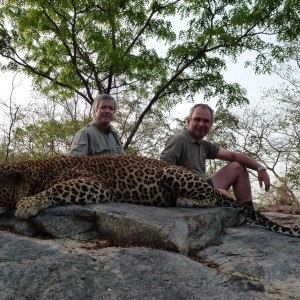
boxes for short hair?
[91,94,117,113]
[187,103,214,123]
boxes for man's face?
[186,107,212,141]
[93,99,116,127]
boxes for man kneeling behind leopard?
[0,155,299,237]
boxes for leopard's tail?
[215,193,300,238]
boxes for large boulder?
[0,203,299,299]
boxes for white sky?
[0,70,33,102]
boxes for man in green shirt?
[160,104,270,208]
[69,94,125,157]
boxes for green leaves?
[0,0,299,148]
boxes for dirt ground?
[255,204,300,228]
[256,204,300,215]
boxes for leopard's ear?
[6,171,23,186]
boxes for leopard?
[0,155,299,238]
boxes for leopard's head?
[0,166,26,213]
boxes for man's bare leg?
[211,162,253,208]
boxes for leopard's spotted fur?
[0,155,299,237]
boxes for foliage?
[0,94,91,161]
[1,0,299,148]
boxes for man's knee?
[227,161,247,175]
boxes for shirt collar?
[182,128,201,145]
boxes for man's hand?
[258,170,270,192]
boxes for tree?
[11,97,91,158]
[0,88,92,160]
[259,40,300,203]
[116,90,174,157]
[1,0,299,149]
[0,72,23,162]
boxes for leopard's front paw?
[15,199,39,219]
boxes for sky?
[0,70,32,108]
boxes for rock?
[198,226,300,299]
[0,203,299,299]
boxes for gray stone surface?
[0,203,299,299]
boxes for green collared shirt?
[160,128,219,178]
[68,121,125,156]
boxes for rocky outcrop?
[0,203,299,299]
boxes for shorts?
[206,178,214,187]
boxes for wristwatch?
[257,166,267,172]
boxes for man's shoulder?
[73,123,99,137]
[77,123,94,132]
[201,139,215,146]
[201,139,219,148]
[163,131,189,149]
[201,140,220,158]
[170,129,191,141]
[110,128,123,141]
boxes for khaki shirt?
[68,121,125,156]
[160,128,219,178]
